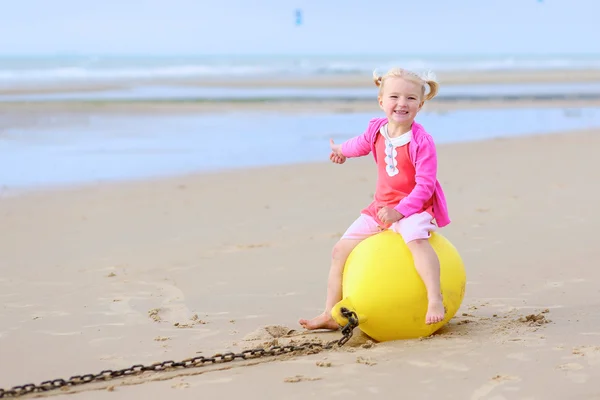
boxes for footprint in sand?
[572,346,600,356]
[556,349,599,384]
[572,346,600,366]
[470,375,521,400]
[556,363,584,371]
[242,325,296,341]
[171,381,190,389]
[128,280,195,324]
[94,278,199,329]
[143,280,193,322]
[556,366,588,384]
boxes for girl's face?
[378,77,423,127]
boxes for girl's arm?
[340,118,381,158]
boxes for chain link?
[0,308,359,398]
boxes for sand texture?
[1,122,600,398]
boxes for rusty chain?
[0,308,359,398]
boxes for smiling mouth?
[393,110,409,115]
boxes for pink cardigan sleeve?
[340,119,376,158]
[393,135,438,217]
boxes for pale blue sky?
[0,0,597,55]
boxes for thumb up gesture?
[329,139,346,164]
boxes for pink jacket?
[340,117,451,228]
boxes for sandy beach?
[1,71,600,399]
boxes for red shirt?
[362,133,433,227]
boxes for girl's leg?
[406,239,445,324]
[394,213,445,325]
[298,239,362,330]
[299,215,380,330]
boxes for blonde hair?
[373,67,439,102]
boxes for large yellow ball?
[331,230,466,341]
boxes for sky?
[0,0,598,56]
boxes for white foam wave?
[0,55,599,84]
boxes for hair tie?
[420,70,437,82]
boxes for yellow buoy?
[331,230,466,341]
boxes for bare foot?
[425,300,446,325]
[298,312,340,331]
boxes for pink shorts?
[341,212,436,243]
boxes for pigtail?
[419,70,439,101]
[424,80,439,101]
[372,70,383,87]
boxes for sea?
[1,53,600,193]
[1,53,600,84]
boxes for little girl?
[299,67,451,330]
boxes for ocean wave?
[0,55,599,83]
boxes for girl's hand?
[329,139,346,164]
[377,207,403,224]
[330,152,346,164]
